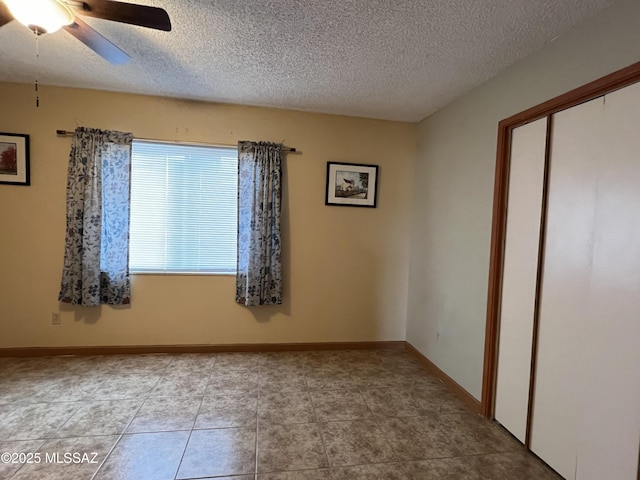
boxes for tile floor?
[0,348,562,479]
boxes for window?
[129,141,237,274]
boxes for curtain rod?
[56,130,297,152]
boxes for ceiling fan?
[0,0,171,64]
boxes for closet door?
[530,97,603,479]
[494,117,548,443]
[574,81,640,480]
[532,83,640,480]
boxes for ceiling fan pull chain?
[34,29,40,108]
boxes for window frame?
[128,139,238,276]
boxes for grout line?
[171,354,215,480]
[172,427,195,480]
[359,385,400,464]
[185,355,227,478]
[88,433,124,480]
[254,358,263,477]
[90,370,163,480]
[309,371,332,472]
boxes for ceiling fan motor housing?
[4,0,75,34]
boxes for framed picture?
[0,132,30,186]
[325,161,378,208]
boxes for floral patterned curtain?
[236,141,283,306]
[58,127,133,306]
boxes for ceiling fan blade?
[0,2,14,27]
[64,18,131,65]
[67,0,171,31]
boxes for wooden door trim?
[481,61,640,418]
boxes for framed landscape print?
[0,132,30,186]
[325,162,378,208]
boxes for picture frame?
[325,161,378,208]
[0,132,30,186]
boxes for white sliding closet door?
[574,81,640,480]
[530,97,604,480]
[532,82,640,479]
[494,117,548,443]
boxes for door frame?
[481,61,640,418]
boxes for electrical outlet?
[51,312,61,325]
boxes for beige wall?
[0,83,415,348]
[406,0,640,400]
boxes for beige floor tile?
[57,399,141,437]
[195,394,257,429]
[360,388,423,417]
[257,423,328,473]
[95,354,173,375]
[258,390,316,425]
[206,369,259,396]
[437,414,522,455]
[31,375,106,403]
[336,350,383,364]
[305,369,356,390]
[259,370,308,392]
[0,378,45,403]
[412,386,471,415]
[351,368,410,389]
[332,462,409,480]
[377,415,460,460]
[472,451,563,479]
[11,435,119,480]
[303,353,352,371]
[197,476,255,480]
[0,402,79,440]
[0,439,45,479]
[259,352,307,370]
[311,390,371,422]
[0,357,64,379]
[401,457,484,480]
[92,373,160,400]
[150,373,209,397]
[126,396,202,433]
[93,431,189,480]
[320,419,396,467]
[167,353,217,374]
[177,427,256,478]
[258,468,332,479]
[214,353,262,369]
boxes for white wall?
[406,0,640,399]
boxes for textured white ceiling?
[0,0,613,122]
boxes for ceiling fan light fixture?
[4,0,75,34]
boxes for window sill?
[130,271,236,277]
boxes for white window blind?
[129,141,238,274]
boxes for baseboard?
[0,341,405,357]
[405,341,482,415]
